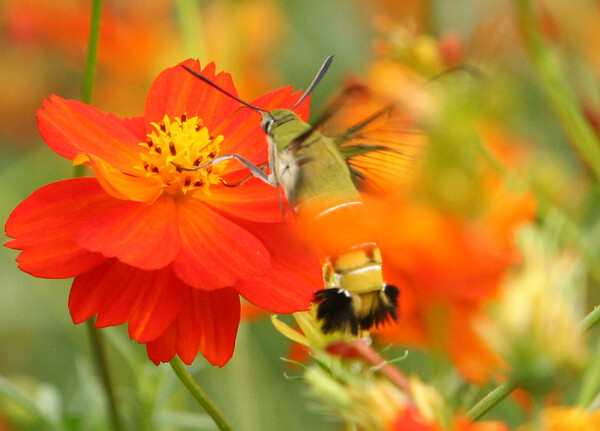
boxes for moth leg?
[172,153,274,185]
[220,164,269,187]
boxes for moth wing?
[317,82,425,195]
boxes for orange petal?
[37,95,142,173]
[144,59,239,133]
[235,259,315,313]
[5,178,119,278]
[69,260,184,343]
[205,177,283,222]
[89,154,162,203]
[172,198,271,289]
[146,286,240,366]
[240,221,324,291]
[77,193,180,270]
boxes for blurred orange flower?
[5,60,322,366]
[390,407,441,431]
[375,189,533,382]
[452,417,510,431]
[519,407,600,431]
[390,408,510,431]
[548,407,600,430]
[5,0,172,76]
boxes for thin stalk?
[81,0,103,105]
[86,321,125,431]
[466,379,518,421]
[515,0,600,183]
[577,338,600,408]
[577,305,600,332]
[170,357,234,431]
[78,1,124,430]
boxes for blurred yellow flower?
[482,225,588,396]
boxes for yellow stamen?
[136,114,228,198]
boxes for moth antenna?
[291,55,334,110]
[181,64,266,113]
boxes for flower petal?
[146,287,240,366]
[89,154,163,203]
[77,193,180,270]
[172,198,271,289]
[69,260,184,343]
[5,178,118,278]
[144,59,239,134]
[37,95,142,173]
[204,177,283,222]
[234,223,322,312]
[235,260,316,313]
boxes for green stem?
[577,337,600,408]
[81,0,103,105]
[577,305,600,332]
[86,321,125,431]
[466,379,518,421]
[78,2,124,430]
[514,0,600,183]
[174,0,206,60]
[170,357,234,431]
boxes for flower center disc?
[139,114,228,197]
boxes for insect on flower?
[4,60,324,366]
[179,56,417,335]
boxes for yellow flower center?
[138,114,228,197]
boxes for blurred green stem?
[78,1,124,431]
[170,357,234,431]
[577,337,600,408]
[514,0,600,182]
[576,307,600,407]
[577,305,600,332]
[86,321,125,431]
[81,0,102,105]
[466,379,518,421]
[175,0,206,60]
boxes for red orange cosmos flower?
[4,59,322,366]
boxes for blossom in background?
[481,225,588,396]
[521,407,600,431]
[5,59,322,366]
[4,0,173,76]
[375,188,533,382]
[390,410,509,431]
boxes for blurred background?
[2,0,600,430]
